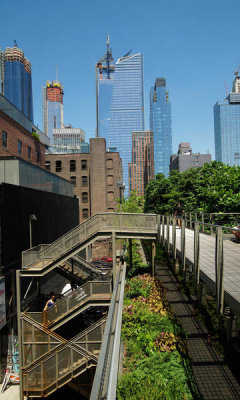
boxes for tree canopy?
[144,161,240,214]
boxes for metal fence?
[159,215,240,315]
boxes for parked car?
[101,256,113,263]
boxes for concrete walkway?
[155,263,240,400]
[0,385,19,400]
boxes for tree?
[118,191,144,213]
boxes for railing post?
[16,270,24,400]
[156,214,161,242]
[201,213,204,232]
[151,241,156,278]
[215,227,224,314]
[181,219,186,271]
[162,216,165,244]
[172,217,176,259]
[112,232,116,285]
[190,212,192,229]
[194,222,200,284]
[129,238,132,271]
[210,213,213,235]
[166,216,170,253]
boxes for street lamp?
[29,214,37,248]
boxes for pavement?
[0,384,19,400]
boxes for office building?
[51,125,87,153]
[42,80,64,142]
[214,74,240,166]
[170,142,211,172]
[150,78,172,176]
[129,131,154,196]
[108,52,145,196]
[96,35,115,141]
[46,137,124,223]
[1,42,33,121]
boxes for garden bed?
[117,274,200,400]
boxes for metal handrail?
[25,280,112,328]
[22,213,157,270]
[90,264,126,400]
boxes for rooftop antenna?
[56,65,58,81]
[224,81,228,98]
[13,40,18,47]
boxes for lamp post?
[29,214,37,248]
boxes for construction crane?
[234,65,240,77]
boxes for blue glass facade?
[47,101,63,140]
[150,78,172,176]
[214,97,240,166]
[4,50,33,122]
[108,53,145,196]
[98,78,114,143]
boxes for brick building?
[0,94,48,167]
[129,131,154,196]
[46,137,124,222]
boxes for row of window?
[46,159,88,172]
[69,176,88,186]
[2,130,40,161]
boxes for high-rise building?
[108,53,145,196]
[51,125,88,153]
[150,78,172,176]
[96,35,115,141]
[170,143,211,172]
[1,42,33,121]
[214,74,240,166]
[129,131,154,196]
[42,80,64,142]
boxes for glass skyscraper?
[214,75,240,166]
[150,78,172,176]
[2,44,33,121]
[96,36,115,142]
[108,53,145,196]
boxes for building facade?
[1,43,33,121]
[170,142,211,172]
[51,125,87,153]
[42,80,64,142]
[214,75,240,166]
[107,53,145,196]
[129,131,154,196]
[0,94,47,168]
[150,78,172,177]
[45,137,123,222]
[96,35,115,141]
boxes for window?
[82,192,88,203]
[81,159,87,170]
[107,191,114,202]
[107,158,113,169]
[28,146,32,160]
[2,131,7,147]
[82,208,89,218]
[70,176,76,186]
[18,140,22,154]
[70,160,76,172]
[36,150,41,162]
[82,176,88,186]
[107,175,113,185]
[45,160,51,170]
[56,160,62,172]
[54,115,56,129]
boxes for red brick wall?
[0,111,45,168]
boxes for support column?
[172,217,176,259]
[166,216,170,253]
[151,241,156,278]
[16,270,23,400]
[112,232,116,285]
[198,282,206,306]
[215,227,224,314]
[129,239,132,271]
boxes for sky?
[1,0,240,157]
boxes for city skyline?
[1,0,240,158]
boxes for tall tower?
[96,35,115,140]
[214,73,240,166]
[150,78,172,176]
[42,80,64,142]
[3,42,33,121]
[108,53,145,196]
